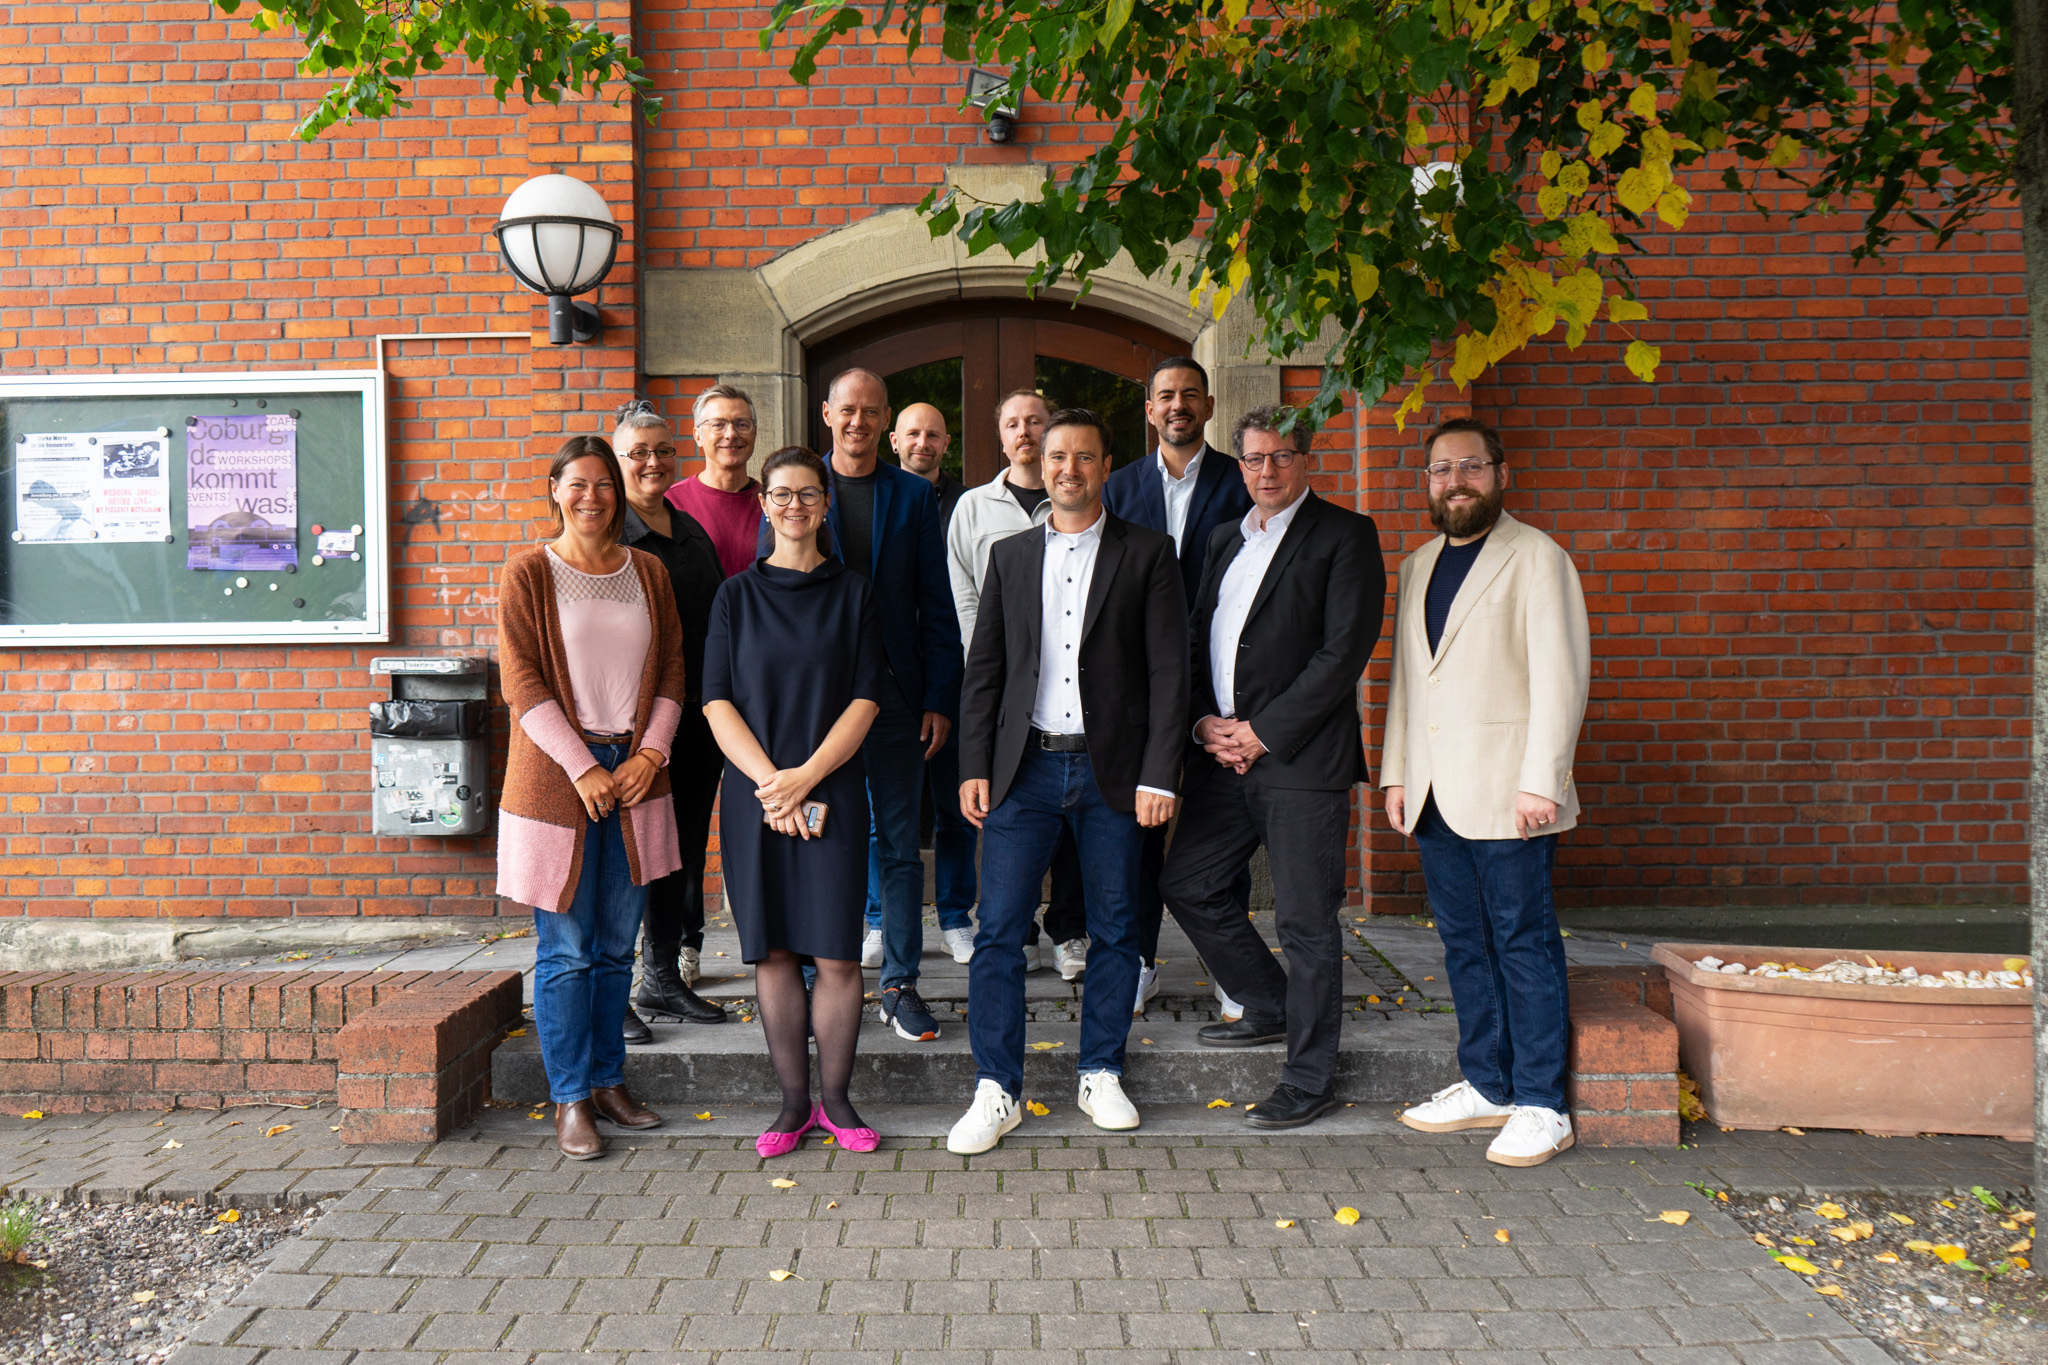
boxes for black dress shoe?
[636,953,728,1024]
[1196,1018,1286,1048]
[622,1005,654,1045]
[1245,1083,1339,1130]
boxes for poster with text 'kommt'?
[185,412,298,571]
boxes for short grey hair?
[691,383,756,427]
[613,397,669,436]
[1230,403,1312,458]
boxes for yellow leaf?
[1615,167,1657,217]
[1814,1284,1844,1297]
[1391,372,1432,432]
[1405,118,1431,148]
[2009,1239,2033,1254]
[1932,1244,1969,1264]
[1347,254,1379,303]
[1774,1254,1819,1275]
[1535,187,1569,220]
[1827,1222,1874,1243]
[1026,1100,1051,1116]
[21,1111,42,1120]
[1872,1252,1899,1263]
[1588,122,1626,159]
[771,1178,798,1189]
[1139,1038,1153,1045]
[1333,1207,1361,1225]
[162,1139,182,1150]
[1887,1213,1915,1225]
[1654,185,1692,229]
[1627,82,1658,122]
[2013,1256,2031,1269]
[768,1268,803,1281]
[217,1209,241,1223]
[1580,39,1609,71]
[263,1125,291,1138]
[1365,994,1381,1003]
[1813,1204,1847,1220]
[1557,162,1590,196]
[505,1028,527,1037]
[1657,1211,1690,1226]
[1507,55,1539,93]
[527,1111,545,1120]
[1623,339,1661,383]
[1274,1220,1295,1229]
[1028,1040,1064,1051]
[1607,296,1649,323]
[1669,16,1691,63]
[1789,1236,1817,1246]
[132,1290,156,1304]
[1207,1099,1234,1109]
[2003,958,2029,973]
[1767,134,1800,168]
[1575,102,1604,133]
[1753,1233,1774,1247]
[1905,1240,1937,1252]
[1495,1228,1512,1243]
[1539,150,1562,180]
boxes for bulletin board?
[0,371,388,644]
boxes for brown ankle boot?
[591,1084,663,1130]
[554,1099,606,1160]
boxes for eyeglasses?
[1240,449,1303,472]
[698,419,756,436]
[624,445,677,460]
[763,486,824,507]
[1425,457,1501,482]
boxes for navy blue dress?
[702,558,885,962]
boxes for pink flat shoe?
[813,1104,880,1153]
[755,1110,816,1158]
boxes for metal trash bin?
[368,656,490,836]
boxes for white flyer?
[11,430,172,543]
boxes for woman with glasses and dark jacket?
[701,446,885,1158]
[497,434,684,1161]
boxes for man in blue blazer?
[761,368,963,1043]
[1102,357,1254,1013]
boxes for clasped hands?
[756,765,822,840]
[571,750,665,823]
[1194,715,1267,774]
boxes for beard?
[1428,483,1504,538]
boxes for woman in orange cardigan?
[497,435,686,1160]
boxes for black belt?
[583,731,634,745]
[1032,729,1088,752]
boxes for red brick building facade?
[0,1,2028,922]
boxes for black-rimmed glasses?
[764,487,825,507]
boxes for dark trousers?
[970,747,1143,1098]
[1162,765,1352,1094]
[641,717,722,953]
[1412,795,1570,1112]
[1031,830,1091,945]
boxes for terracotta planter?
[1651,942,2034,1141]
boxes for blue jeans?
[866,721,976,935]
[864,679,930,990]
[533,741,647,1105]
[968,746,1143,1099]
[1412,795,1571,1112]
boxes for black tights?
[753,950,864,1132]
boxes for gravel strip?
[1,1198,319,1364]
[1725,1187,2043,1364]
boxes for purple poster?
[185,413,298,571]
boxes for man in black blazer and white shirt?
[951,408,1189,1153]
[1162,403,1386,1130]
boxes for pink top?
[668,474,764,578]
[547,548,652,736]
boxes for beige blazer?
[1381,512,1591,840]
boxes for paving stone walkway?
[3,1105,2029,1365]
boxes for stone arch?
[642,166,1283,449]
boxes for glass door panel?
[1032,357,1148,465]
[879,356,965,484]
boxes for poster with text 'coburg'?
[185,412,298,571]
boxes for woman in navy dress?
[702,446,885,1157]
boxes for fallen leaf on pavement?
[21,1111,42,1120]
[505,1028,527,1038]
[1495,1229,1511,1243]
[2009,1239,2033,1255]
[1207,1099,1233,1109]
[1025,1101,1050,1116]
[768,1269,803,1281]
[1028,1041,1064,1051]
[1813,1203,1846,1220]
[131,1291,155,1304]
[1274,1220,1295,1229]
[1656,1211,1691,1226]
[1826,1221,1873,1243]
[1787,1236,1816,1246]
[771,1178,798,1189]
[1814,1284,1845,1297]
[1932,1245,1969,1264]
[216,1210,240,1224]
[1887,1213,1915,1225]
[1139,1038,1153,1045]
[162,1139,182,1150]
[1781,1126,1804,1135]
[1773,1254,1819,1275]
[1753,1233,1774,1247]
[263,1125,291,1137]
[1873,1252,1899,1264]
[694,1112,714,1121]
[527,1112,545,1120]
[1333,1208,1360,1225]
[1905,1240,1937,1252]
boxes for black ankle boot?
[636,944,727,1025]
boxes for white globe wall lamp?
[493,173,621,345]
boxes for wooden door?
[805,302,1191,485]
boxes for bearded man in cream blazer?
[1381,418,1590,1168]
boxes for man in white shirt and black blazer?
[949,408,1189,1153]
[1160,404,1386,1130]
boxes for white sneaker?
[860,928,884,969]
[1214,979,1244,1022]
[1132,962,1159,1017]
[1055,938,1089,981]
[943,926,976,965]
[1486,1106,1575,1167]
[679,946,701,987]
[947,1079,1022,1155]
[1078,1070,1140,1131]
[1398,1080,1517,1134]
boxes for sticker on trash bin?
[316,529,356,556]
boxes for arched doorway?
[804,300,1192,483]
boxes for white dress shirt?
[1158,447,1205,550]
[1031,514,1173,798]
[1208,487,1311,719]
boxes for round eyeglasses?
[1240,449,1303,472]
[1425,457,1501,482]
[763,486,825,507]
